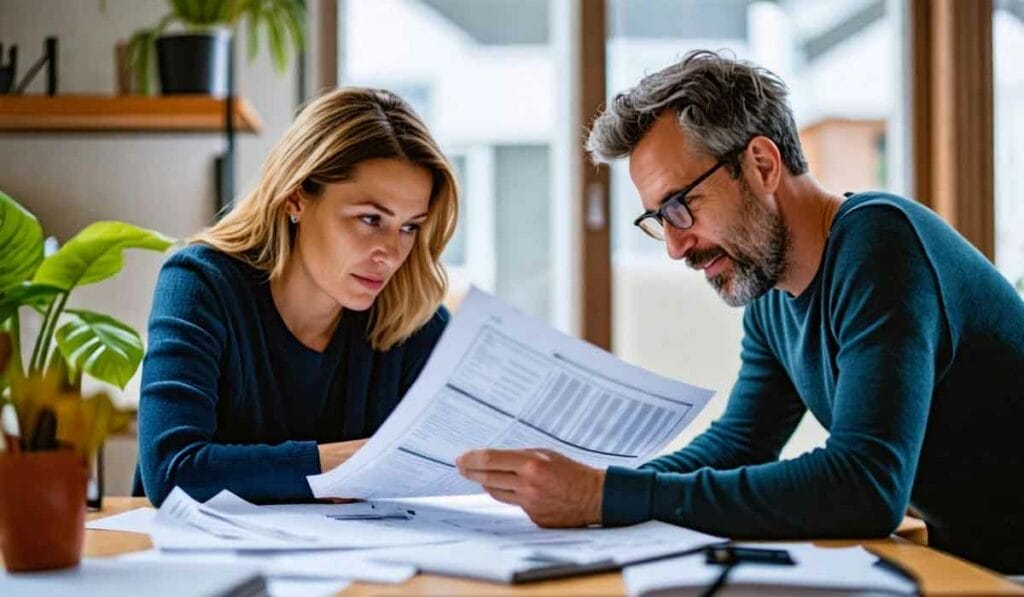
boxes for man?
[456,50,1024,574]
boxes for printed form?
[307,287,715,499]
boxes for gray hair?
[586,50,808,177]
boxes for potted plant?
[126,0,306,96]
[0,190,174,571]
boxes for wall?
[0,0,302,494]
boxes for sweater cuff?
[292,440,321,498]
[602,466,656,527]
[296,441,321,476]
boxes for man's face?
[628,113,789,307]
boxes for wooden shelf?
[0,94,262,133]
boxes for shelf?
[0,94,262,133]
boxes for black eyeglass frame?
[632,146,745,241]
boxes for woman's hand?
[317,438,369,473]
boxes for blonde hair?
[192,87,458,351]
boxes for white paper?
[149,488,459,551]
[267,578,351,597]
[623,543,917,596]
[244,492,719,556]
[119,549,415,584]
[308,287,715,499]
[368,518,719,584]
[0,559,263,597]
[86,507,157,534]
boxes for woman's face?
[288,158,433,312]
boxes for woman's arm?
[138,253,321,506]
[317,438,368,472]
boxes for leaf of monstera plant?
[33,221,174,291]
[55,310,144,390]
[0,190,45,290]
[0,282,63,322]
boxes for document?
[622,543,917,596]
[308,287,714,499]
[119,549,414,584]
[146,487,458,551]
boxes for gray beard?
[708,187,790,307]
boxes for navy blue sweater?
[603,192,1024,573]
[137,245,448,505]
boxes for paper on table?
[0,559,264,597]
[267,578,351,597]
[368,518,720,585]
[250,492,720,557]
[308,287,715,499]
[622,543,917,596]
[119,548,415,584]
[86,507,157,533]
[149,487,459,551]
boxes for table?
[81,498,1022,595]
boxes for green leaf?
[278,0,305,52]
[0,190,45,289]
[128,29,156,96]
[55,310,143,390]
[0,282,61,323]
[33,221,174,291]
[246,9,260,61]
[266,14,287,72]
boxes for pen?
[700,545,795,597]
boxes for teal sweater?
[602,192,1024,573]
[136,245,448,506]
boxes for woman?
[136,88,458,505]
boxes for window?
[994,0,1024,294]
[338,0,568,324]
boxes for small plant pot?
[0,449,88,572]
[156,29,230,96]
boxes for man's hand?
[317,438,368,473]
[456,448,605,528]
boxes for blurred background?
[0,0,1020,495]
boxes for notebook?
[0,559,267,597]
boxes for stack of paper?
[89,488,724,587]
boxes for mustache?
[686,246,728,270]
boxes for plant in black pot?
[0,190,174,571]
[127,0,305,96]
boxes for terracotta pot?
[0,449,88,572]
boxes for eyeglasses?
[633,153,735,241]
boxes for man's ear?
[743,136,783,195]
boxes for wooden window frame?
[911,0,995,260]
[578,0,612,349]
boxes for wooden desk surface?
[83,498,1022,596]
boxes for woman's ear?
[284,190,305,221]
[744,136,783,195]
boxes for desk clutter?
[78,487,720,588]
[0,485,918,597]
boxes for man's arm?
[641,307,806,476]
[460,208,949,538]
[610,209,948,537]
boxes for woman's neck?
[269,253,343,353]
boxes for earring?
[289,214,299,224]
